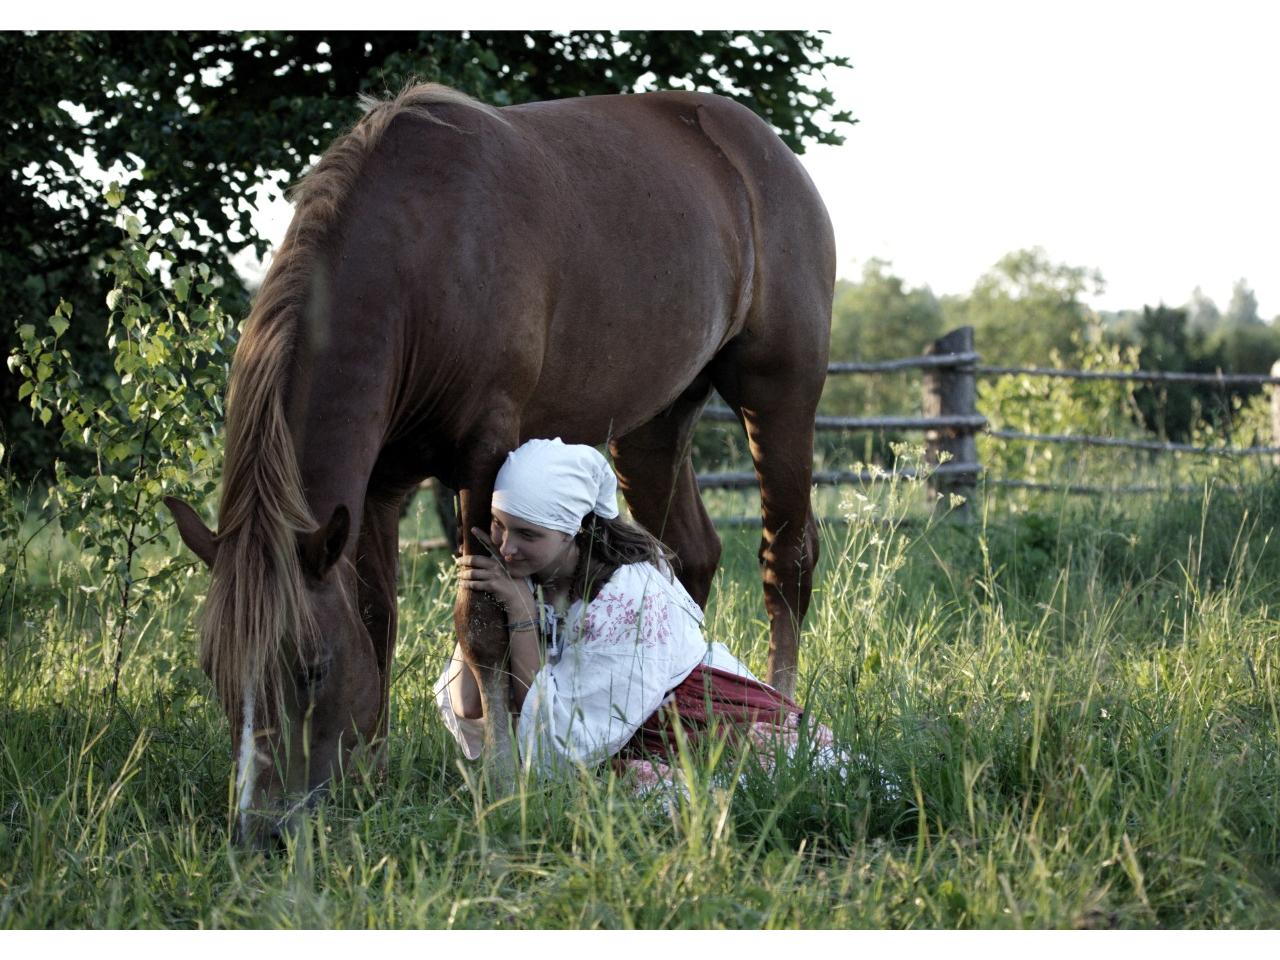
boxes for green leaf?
[174,276,189,303]
[50,315,69,339]
[17,324,35,343]
[18,382,33,400]
[106,289,122,311]
[104,182,125,208]
[40,407,53,426]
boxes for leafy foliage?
[941,247,1105,368]
[7,187,230,699]
[977,329,1143,487]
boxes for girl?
[433,438,832,783]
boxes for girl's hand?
[456,553,535,615]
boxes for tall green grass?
[2,476,1279,928]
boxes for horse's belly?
[519,342,715,446]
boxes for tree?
[940,248,1105,367]
[1205,320,1280,375]
[1131,304,1228,441]
[1112,299,1279,442]
[1135,304,1194,371]
[799,260,944,472]
[1223,278,1262,327]
[1186,286,1221,334]
[2,30,854,480]
[825,259,942,415]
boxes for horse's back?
[350,90,832,442]
[508,90,834,369]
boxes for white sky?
[803,2,1280,318]
[34,1,1280,318]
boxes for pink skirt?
[613,664,836,791]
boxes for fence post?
[922,326,979,515]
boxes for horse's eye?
[296,657,332,691]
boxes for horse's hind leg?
[710,351,825,700]
[609,376,721,607]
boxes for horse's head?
[164,496,382,850]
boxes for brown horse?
[165,82,833,846]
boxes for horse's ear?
[301,504,350,580]
[164,496,217,569]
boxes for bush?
[977,328,1143,489]
[6,184,234,699]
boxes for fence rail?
[697,461,982,491]
[990,479,1214,497]
[702,406,988,433]
[825,355,1280,388]
[973,365,1280,387]
[827,352,981,374]
[989,429,1280,457]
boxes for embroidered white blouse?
[433,561,759,774]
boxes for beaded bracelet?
[507,617,540,634]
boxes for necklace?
[533,583,570,658]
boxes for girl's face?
[489,508,576,582]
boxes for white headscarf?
[491,438,619,535]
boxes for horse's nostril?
[231,812,289,854]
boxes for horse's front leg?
[452,465,517,792]
[355,492,407,775]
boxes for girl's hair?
[571,512,674,603]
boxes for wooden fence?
[696,325,1280,515]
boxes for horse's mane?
[201,82,502,713]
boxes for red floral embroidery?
[581,572,677,649]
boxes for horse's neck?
[285,318,400,531]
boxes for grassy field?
[2,475,1279,928]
